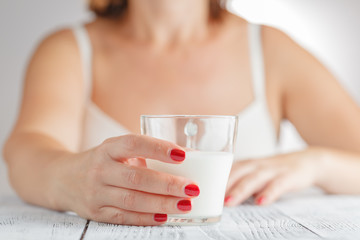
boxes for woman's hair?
[89,0,226,19]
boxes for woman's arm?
[316,148,360,194]
[225,26,360,206]
[3,30,197,226]
[3,29,85,208]
[270,27,360,152]
[225,147,360,206]
[269,25,360,191]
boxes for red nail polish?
[170,149,185,162]
[185,184,200,197]
[177,199,192,211]
[224,196,233,204]
[154,214,167,222]
[256,196,266,205]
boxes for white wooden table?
[1,190,360,240]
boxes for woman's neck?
[124,0,211,47]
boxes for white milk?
[147,151,234,218]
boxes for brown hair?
[89,0,226,19]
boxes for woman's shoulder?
[224,11,294,46]
[27,26,84,80]
[26,26,85,96]
[33,27,79,57]
[222,11,248,30]
[260,23,317,80]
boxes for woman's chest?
[94,70,251,132]
[90,39,269,134]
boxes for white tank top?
[73,23,278,160]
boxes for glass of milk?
[141,115,238,225]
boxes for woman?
[3,0,360,226]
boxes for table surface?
[1,190,360,240]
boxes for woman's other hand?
[225,148,325,206]
[60,134,199,226]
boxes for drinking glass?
[141,115,238,225]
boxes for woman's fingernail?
[256,196,266,205]
[177,199,192,211]
[185,184,200,197]
[154,213,167,222]
[170,149,185,162]
[224,196,233,204]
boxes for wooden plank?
[84,203,318,240]
[2,190,359,239]
[0,195,87,240]
[275,195,360,240]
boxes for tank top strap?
[72,25,93,101]
[248,23,266,101]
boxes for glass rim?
[141,114,238,119]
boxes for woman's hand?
[58,134,199,226]
[225,148,324,206]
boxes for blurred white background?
[0,0,359,195]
